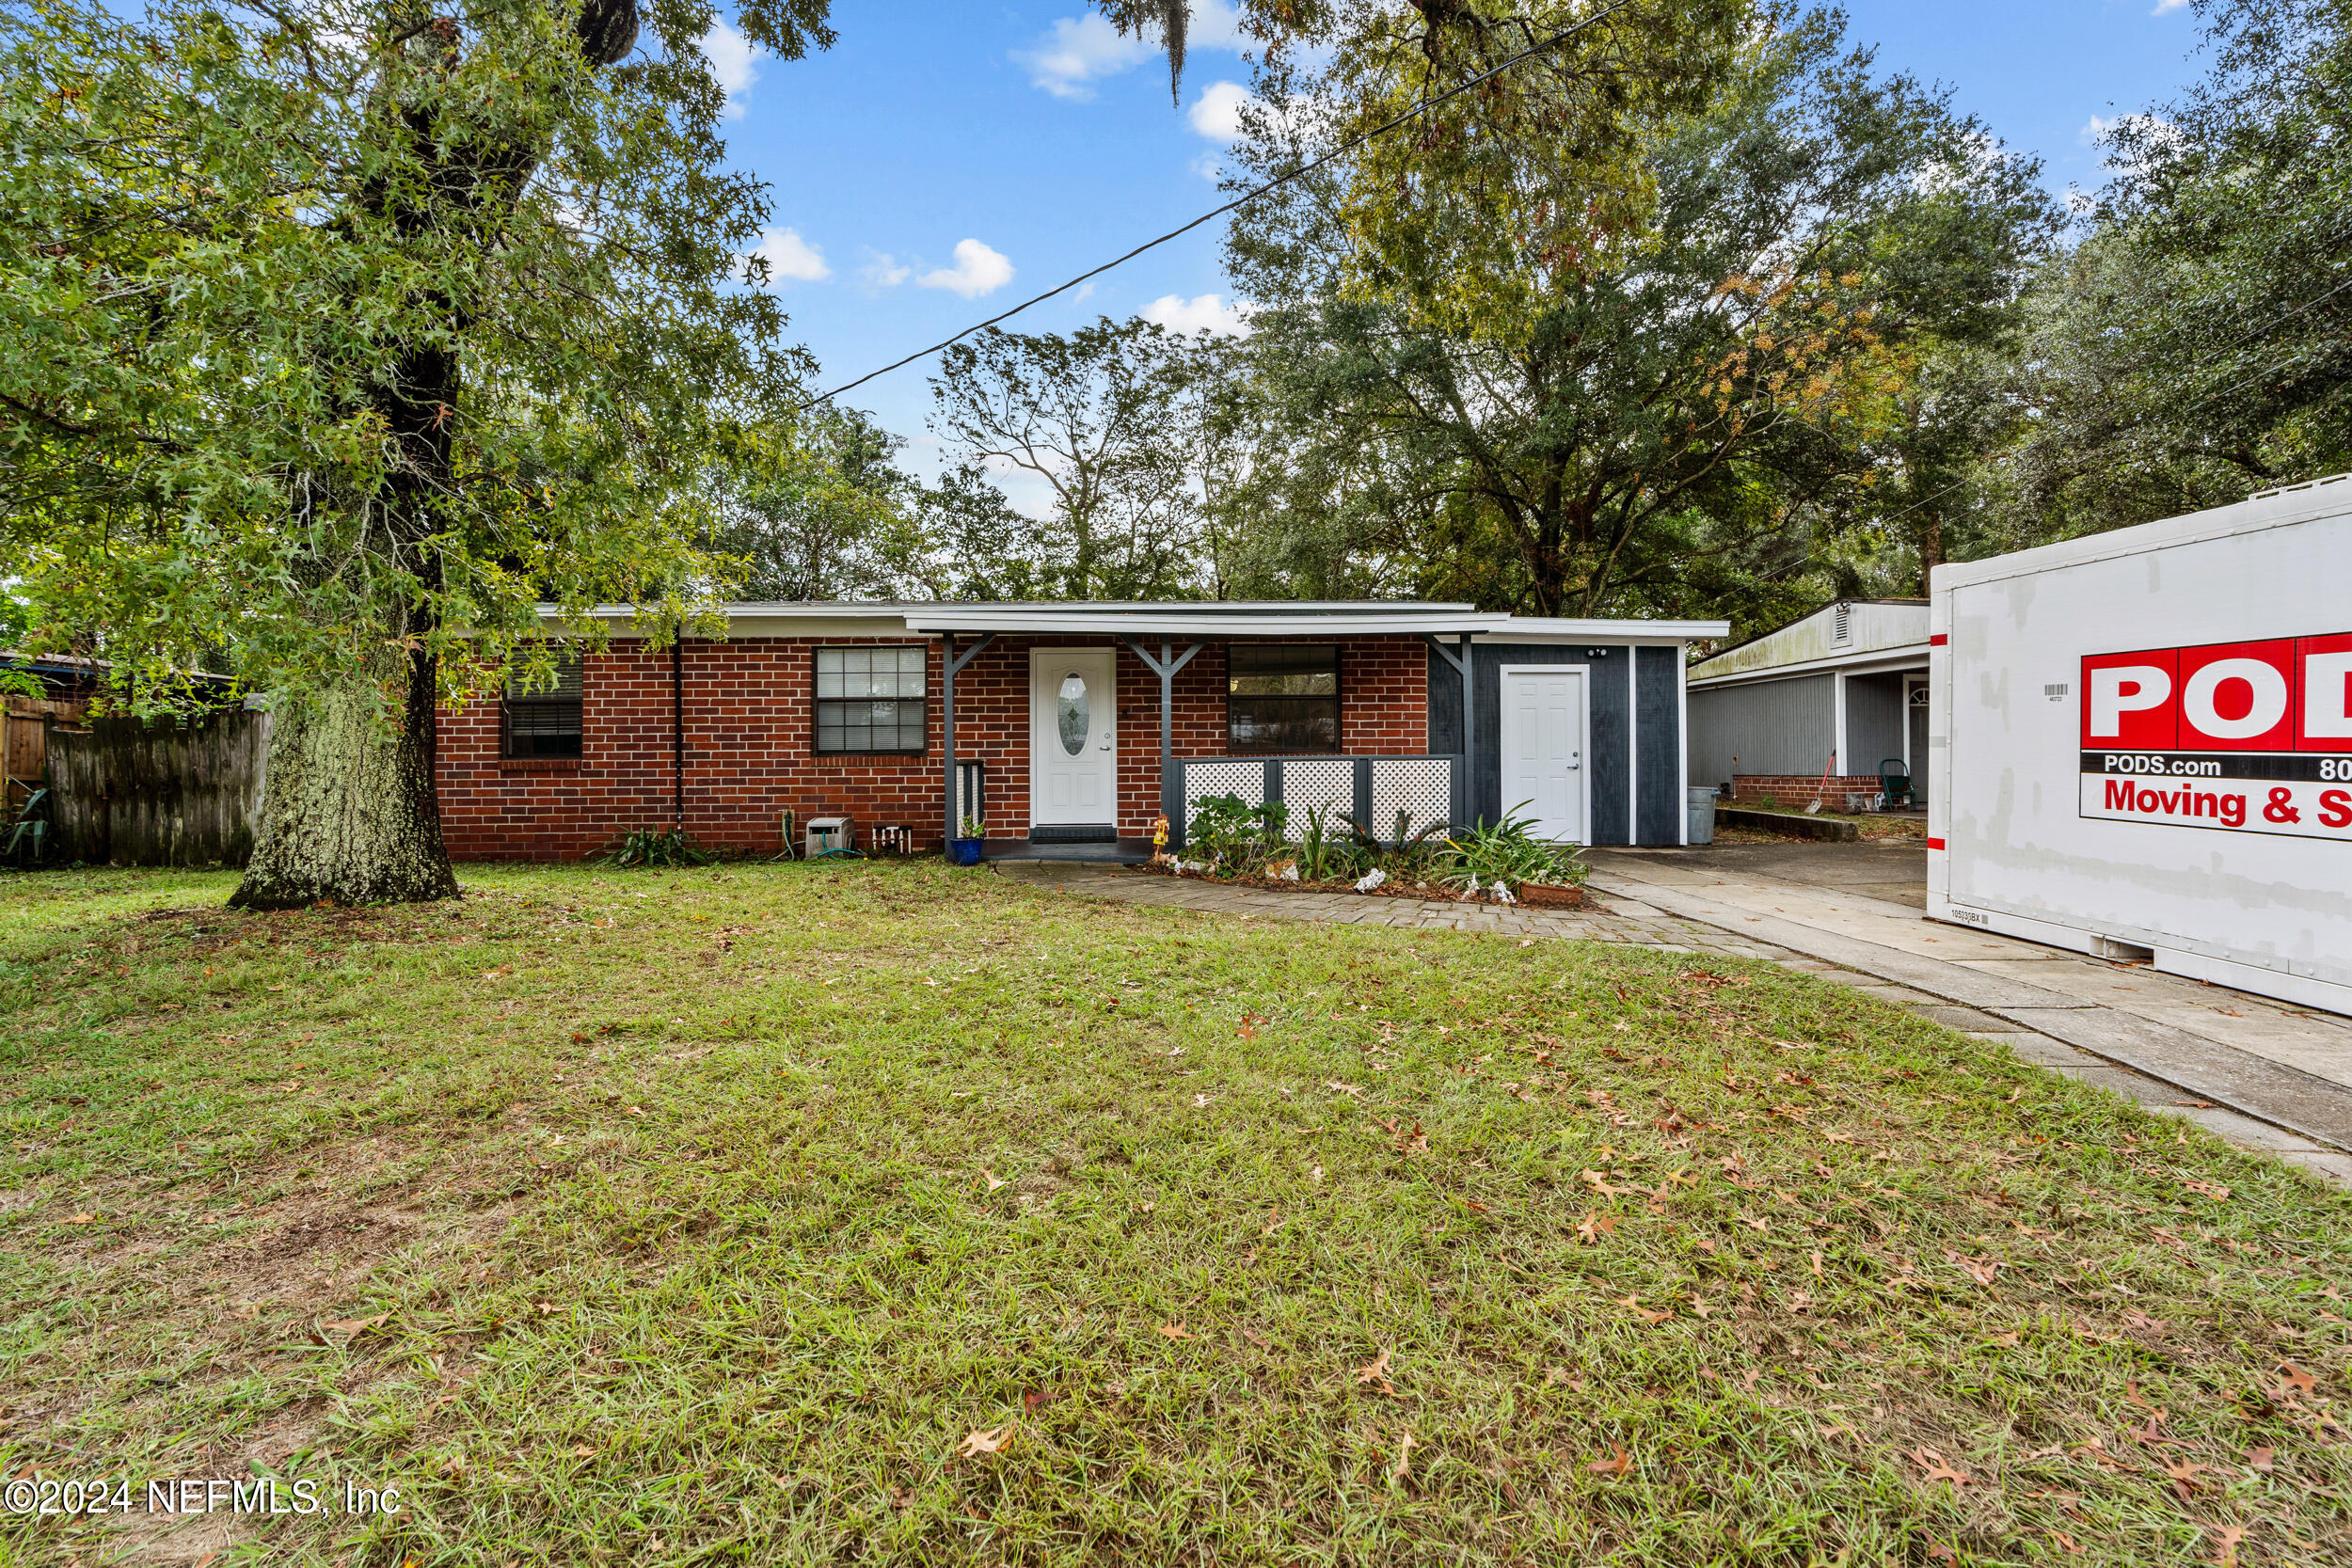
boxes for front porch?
[909,604,1491,859]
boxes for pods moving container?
[1928,473,2352,1014]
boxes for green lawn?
[3,861,2348,1565]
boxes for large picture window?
[502,653,582,759]
[815,645,929,753]
[1228,643,1341,754]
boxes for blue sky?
[710,1,2216,480]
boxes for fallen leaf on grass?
[979,1169,1007,1192]
[1926,1542,1958,1564]
[1945,1249,2000,1287]
[958,1425,1015,1458]
[2162,1458,2208,1500]
[1193,1094,1213,1108]
[2181,1178,2232,1201]
[2210,1524,2246,1566]
[1584,1445,1631,1479]
[1155,1322,1196,1342]
[1389,1430,1418,1484]
[2244,1446,2275,1474]
[63,1213,95,1226]
[1324,1081,1365,1098]
[2044,1529,2084,1556]
[1912,1449,1970,1487]
[2275,1363,2318,1398]
[1311,1164,1324,1184]
[321,1314,387,1338]
[1545,1367,1571,1387]
[1357,1348,1396,1394]
[1575,1211,1618,1245]
[1615,1295,1672,1325]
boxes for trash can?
[1686,786,1717,846]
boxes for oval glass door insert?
[1057,673,1089,756]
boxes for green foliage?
[1295,802,1367,883]
[2,788,49,867]
[0,0,821,715]
[929,320,1221,600]
[1217,5,2060,620]
[597,828,712,870]
[1186,793,1289,875]
[1433,809,1587,895]
[705,407,934,602]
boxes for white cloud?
[918,239,1014,299]
[1019,1,1247,100]
[2080,114,2118,144]
[1143,292,1253,337]
[1188,80,1252,140]
[2152,0,2189,12]
[1018,15,1152,100]
[860,250,913,289]
[748,227,829,284]
[701,19,764,119]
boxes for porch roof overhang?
[900,602,1503,638]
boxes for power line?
[801,0,1645,409]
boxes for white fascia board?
[900,610,1507,637]
[534,604,920,639]
[1486,618,1729,643]
[1688,642,1931,689]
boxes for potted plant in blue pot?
[948,816,987,867]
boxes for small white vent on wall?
[1832,603,1852,646]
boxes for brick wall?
[437,634,1431,860]
[1730,773,1903,811]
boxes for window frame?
[501,652,583,760]
[1224,641,1344,756]
[811,643,931,756]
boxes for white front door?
[1030,648,1119,827]
[1499,666,1589,844]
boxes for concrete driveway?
[1586,838,2352,1181]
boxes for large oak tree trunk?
[227,0,641,909]
[230,647,458,909]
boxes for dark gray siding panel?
[1635,645,1682,845]
[1687,673,1835,782]
[1434,642,1651,846]
[1845,672,1908,774]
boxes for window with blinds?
[1227,643,1342,754]
[815,645,929,753]
[502,653,583,759]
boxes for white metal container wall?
[1928,475,2352,1015]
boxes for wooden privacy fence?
[50,710,271,866]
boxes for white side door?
[1499,666,1588,844]
[1030,647,1119,827]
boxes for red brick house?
[436,602,1726,860]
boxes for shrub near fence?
[49,710,270,866]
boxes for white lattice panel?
[1279,759,1355,840]
[1184,760,1264,811]
[1371,759,1452,842]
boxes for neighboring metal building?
[1685,600,1931,807]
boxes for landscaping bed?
[5,862,2349,1565]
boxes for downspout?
[672,639,684,832]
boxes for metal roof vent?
[1832,603,1852,646]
